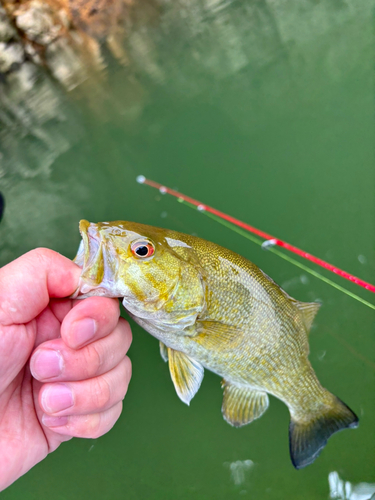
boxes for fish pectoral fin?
[222,382,269,427]
[294,300,321,333]
[159,341,169,362]
[193,321,243,350]
[168,348,204,406]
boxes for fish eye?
[131,240,155,259]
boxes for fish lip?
[73,240,85,269]
[72,219,95,267]
[80,219,98,269]
[71,220,109,299]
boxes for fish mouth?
[71,220,119,299]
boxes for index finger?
[0,248,81,326]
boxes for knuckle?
[119,318,132,341]
[77,404,122,439]
[124,356,132,385]
[91,376,112,409]
[118,358,131,401]
[28,248,53,267]
[85,413,102,439]
[85,343,104,376]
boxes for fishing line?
[178,199,375,311]
[137,176,375,293]
[136,176,375,310]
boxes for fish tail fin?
[289,393,358,469]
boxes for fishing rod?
[137,175,375,310]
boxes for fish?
[72,219,359,469]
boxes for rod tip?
[136,175,146,184]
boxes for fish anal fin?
[289,395,358,469]
[168,348,204,406]
[222,382,269,427]
[294,301,321,333]
[159,341,168,362]
[194,321,243,351]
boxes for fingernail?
[31,349,63,380]
[71,318,97,348]
[42,384,74,413]
[42,414,69,427]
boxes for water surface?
[0,0,374,498]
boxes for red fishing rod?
[137,175,375,295]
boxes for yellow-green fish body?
[73,220,358,468]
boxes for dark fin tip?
[289,396,358,470]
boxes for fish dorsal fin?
[193,321,243,350]
[293,301,321,333]
[168,348,204,406]
[222,382,269,427]
[260,269,320,333]
[159,341,168,362]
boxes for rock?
[45,36,88,89]
[0,42,24,73]
[23,41,43,65]
[15,1,62,46]
[69,0,131,39]
[0,6,17,42]
[6,61,37,95]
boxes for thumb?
[0,248,81,327]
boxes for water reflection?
[0,63,80,182]
[0,191,4,222]
[1,0,369,180]
[329,472,375,500]
[224,459,254,486]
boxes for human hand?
[0,249,132,491]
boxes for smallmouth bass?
[72,220,358,468]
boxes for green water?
[1,0,374,498]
